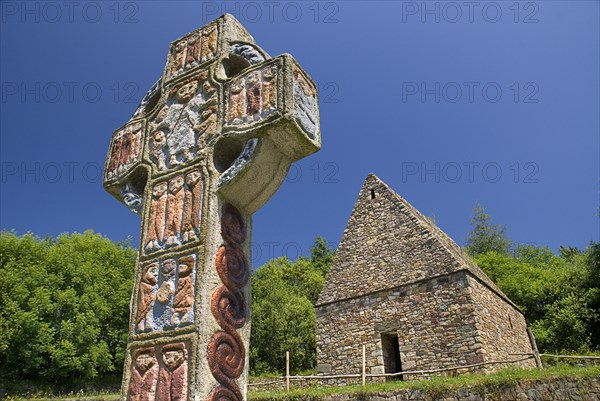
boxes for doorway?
[381,333,403,381]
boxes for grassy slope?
[248,365,600,400]
[5,366,599,401]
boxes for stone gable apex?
[317,173,516,310]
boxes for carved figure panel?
[167,23,218,80]
[144,171,203,254]
[106,121,144,180]
[157,343,189,401]
[226,65,278,126]
[293,65,318,139]
[128,347,159,401]
[128,342,190,401]
[136,255,197,334]
[146,182,168,253]
[181,170,202,243]
[165,176,185,248]
[149,73,217,172]
[137,264,159,332]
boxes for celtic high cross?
[103,14,320,401]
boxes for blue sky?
[1,1,598,267]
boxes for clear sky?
[1,1,598,267]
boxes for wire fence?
[248,348,600,391]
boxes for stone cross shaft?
[103,14,320,401]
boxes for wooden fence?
[248,347,600,391]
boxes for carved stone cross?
[103,14,320,401]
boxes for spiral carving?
[207,384,243,401]
[207,330,245,388]
[211,286,246,331]
[221,203,246,245]
[215,245,249,289]
[209,203,248,400]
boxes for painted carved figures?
[106,121,144,179]
[136,255,196,333]
[146,182,168,252]
[165,176,185,248]
[128,343,189,401]
[227,65,278,125]
[137,264,159,332]
[158,343,188,401]
[149,72,217,172]
[208,204,249,401]
[129,348,159,401]
[168,23,218,80]
[171,256,195,325]
[292,65,318,139]
[182,170,202,243]
[145,171,203,253]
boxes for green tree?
[0,230,136,384]
[474,243,598,353]
[465,203,512,256]
[250,236,334,375]
[310,236,335,277]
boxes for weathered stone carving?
[145,172,204,253]
[181,170,202,243]
[167,23,218,81]
[158,343,189,401]
[165,176,185,248]
[128,343,190,401]
[208,204,248,401]
[171,256,195,325]
[121,182,144,215]
[146,182,168,252]
[106,121,145,180]
[262,66,277,112]
[293,66,318,139]
[128,347,159,401]
[104,15,320,401]
[228,78,246,124]
[135,255,197,334]
[137,264,159,332]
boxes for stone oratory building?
[316,174,536,378]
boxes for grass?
[4,365,599,401]
[248,365,600,400]
[2,392,120,401]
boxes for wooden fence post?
[286,351,290,391]
[362,345,366,387]
[527,327,543,369]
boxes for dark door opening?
[381,333,403,381]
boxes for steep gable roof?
[317,173,514,308]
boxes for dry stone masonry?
[103,15,320,401]
[316,174,535,380]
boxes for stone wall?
[467,276,535,369]
[316,271,485,380]
[250,376,600,401]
